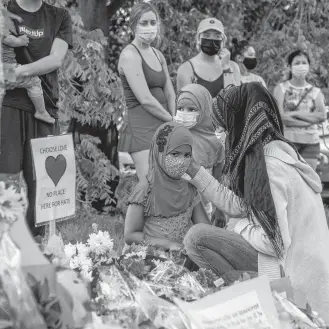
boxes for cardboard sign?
[30,134,76,225]
[174,276,280,329]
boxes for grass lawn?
[57,207,125,255]
[54,165,329,257]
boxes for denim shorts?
[293,142,320,159]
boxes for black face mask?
[200,38,222,56]
[243,57,257,70]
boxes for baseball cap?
[197,18,225,37]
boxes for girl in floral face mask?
[273,50,326,170]
[174,84,225,220]
[124,122,210,254]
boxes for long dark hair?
[213,83,300,259]
[230,38,250,61]
[287,50,311,80]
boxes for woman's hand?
[186,156,201,179]
[219,48,231,70]
[225,218,241,231]
[168,241,184,251]
[165,114,173,122]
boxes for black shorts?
[293,142,320,159]
[0,105,60,233]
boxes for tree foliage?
[46,0,123,211]
[42,0,329,213]
[108,0,329,99]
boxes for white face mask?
[174,111,199,129]
[136,25,158,44]
[291,64,309,79]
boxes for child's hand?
[15,65,28,79]
[168,241,183,251]
[6,10,23,23]
[18,35,29,47]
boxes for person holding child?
[0,0,72,237]
[1,7,54,124]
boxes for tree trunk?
[78,0,109,36]
[78,0,109,62]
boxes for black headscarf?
[212,82,298,259]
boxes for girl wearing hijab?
[230,38,266,88]
[183,82,329,324]
[174,84,225,219]
[124,122,210,251]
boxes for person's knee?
[304,158,318,170]
[131,150,149,182]
[184,223,210,251]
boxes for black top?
[188,60,224,98]
[3,0,73,118]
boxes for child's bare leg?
[30,95,55,124]
[24,77,55,124]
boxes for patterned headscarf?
[213,82,297,258]
[177,84,224,168]
[129,122,196,218]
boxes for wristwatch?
[223,68,233,74]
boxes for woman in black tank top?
[117,3,175,184]
[176,18,241,98]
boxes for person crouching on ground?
[183,82,329,324]
[124,122,210,253]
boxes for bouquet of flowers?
[63,224,117,282]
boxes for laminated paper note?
[174,276,280,329]
[30,134,76,225]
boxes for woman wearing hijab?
[174,84,225,219]
[183,82,329,324]
[124,122,210,251]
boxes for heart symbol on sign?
[45,154,67,187]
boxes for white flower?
[124,250,146,260]
[99,281,121,301]
[64,243,77,259]
[70,254,92,272]
[0,183,25,221]
[76,242,90,257]
[87,231,113,256]
[81,268,93,282]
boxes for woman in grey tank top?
[118,3,175,184]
